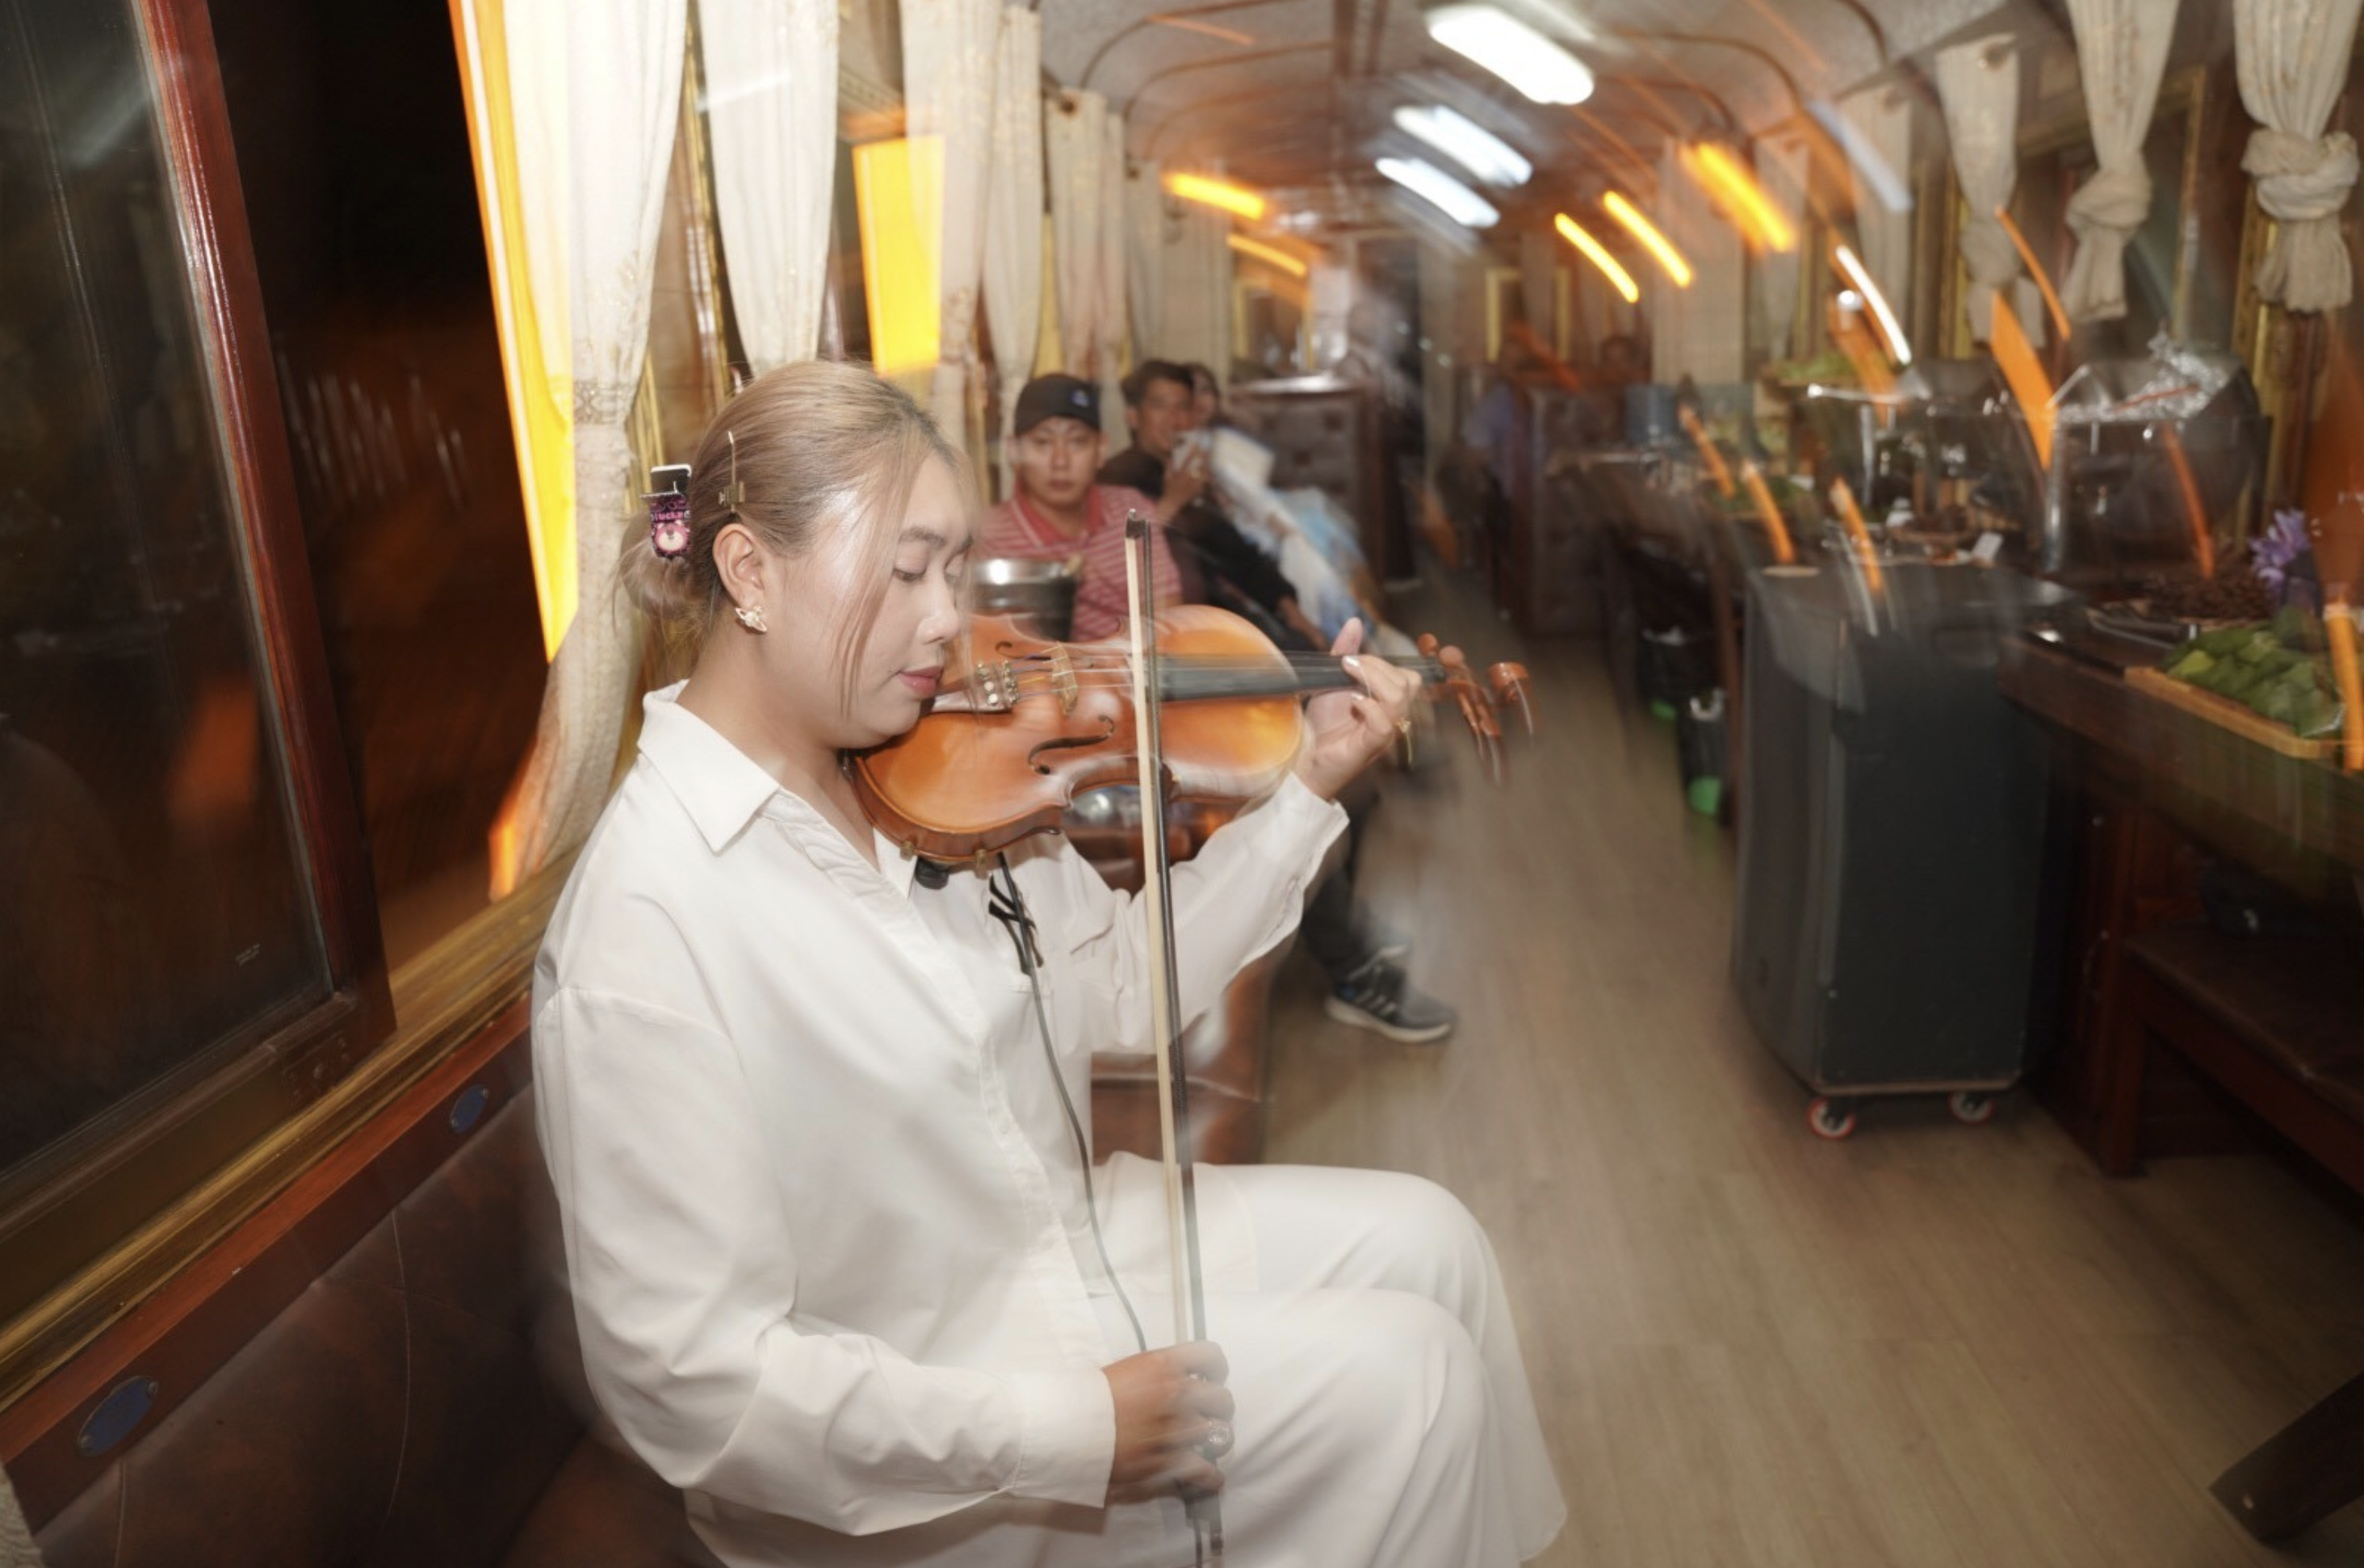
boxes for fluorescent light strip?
[1148,13,1256,46]
[1163,170,1267,221]
[1683,142,1797,253]
[1377,156,1500,228]
[1227,233,1309,278]
[1806,99,1912,214]
[1553,213,1638,304]
[1425,4,1594,106]
[1392,104,1531,188]
[1601,192,1692,287]
[1834,243,1913,366]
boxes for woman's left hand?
[1293,618,1419,801]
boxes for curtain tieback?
[2066,161,2154,237]
[2245,128,2362,223]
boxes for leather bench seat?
[36,1089,722,1568]
[31,933,1282,1565]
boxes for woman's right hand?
[1102,1341,1234,1504]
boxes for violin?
[851,604,1534,866]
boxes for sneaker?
[1324,958,1457,1043]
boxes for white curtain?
[1753,135,1812,361]
[1157,200,1232,384]
[505,0,686,878]
[981,6,1043,493]
[2235,0,2364,312]
[699,0,836,373]
[2060,0,2179,324]
[1046,90,1106,376]
[1096,109,1131,438]
[904,0,1001,435]
[1834,86,1915,341]
[1935,34,2024,341]
[1127,159,1166,369]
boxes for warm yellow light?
[1553,213,1639,304]
[1828,477,1888,601]
[853,136,944,375]
[1164,170,1267,221]
[1832,242,1911,366]
[1681,143,1796,253]
[1601,192,1692,287]
[1739,459,1796,565]
[1226,233,1309,278]
[1988,289,2054,470]
[1992,204,2072,343]
[450,0,575,661]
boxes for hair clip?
[719,430,746,514]
[645,463,693,560]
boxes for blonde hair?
[618,361,966,706]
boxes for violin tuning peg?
[1487,662,1536,738]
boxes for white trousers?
[1088,1159,1568,1568]
[690,1162,1566,1567]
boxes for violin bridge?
[971,660,1019,711]
[1049,646,1078,715]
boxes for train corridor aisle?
[1263,572,2364,1568]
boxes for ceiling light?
[1425,5,1595,105]
[1392,104,1532,188]
[1553,213,1637,303]
[1377,157,1500,228]
[1147,14,1256,46]
[1601,192,1691,287]
[1228,233,1310,277]
[1679,143,1796,253]
[1833,243,1912,365]
[1163,170,1268,221]
[1806,99,1911,214]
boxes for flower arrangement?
[2252,508,2320,614]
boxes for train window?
[0,0,391,1381]
[206,0,554,975]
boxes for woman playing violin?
[533,359,1565,1566]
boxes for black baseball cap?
[1012,375,1100,437]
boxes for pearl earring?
[734,604,769,634]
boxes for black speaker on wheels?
[1732,562,2071,1128]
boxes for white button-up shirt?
[532,684,1343,1564]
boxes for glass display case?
[2039,339,2266,581]
[1800,360,2046,551]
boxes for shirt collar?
[1011,485,1100,544]
[636,682,790,854]
[635,683,927,897]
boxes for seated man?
[980,374,1180,641]
[1100,359,1324,652]
[1106,361,1457,1046]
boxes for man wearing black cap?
[980,374,1182,641]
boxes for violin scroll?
[1412,634,1537,784]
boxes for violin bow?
[1121,517,1223,1566]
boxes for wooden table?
[1999,632,2364,871]
[2001,631,2364,1544]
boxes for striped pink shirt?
[977,485,1182,640]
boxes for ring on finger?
[1201,1421,1234,1459]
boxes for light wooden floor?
[1262,576,2364,1566]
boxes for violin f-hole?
[1025,718,1118,774]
